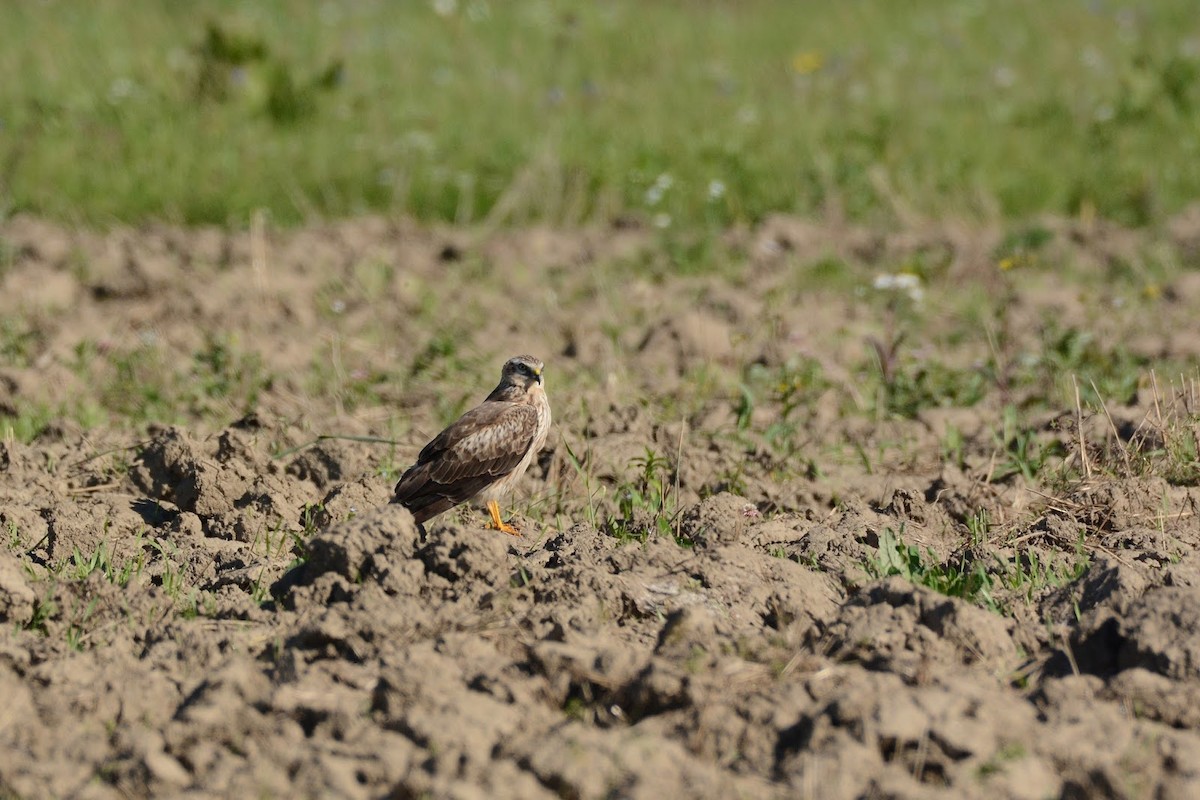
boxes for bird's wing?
[394,402,538,509]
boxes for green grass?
[866,526,1002,613]
[1,333,271,442]
[66,536,146,586]
[13,530,225,647]
[606,449,684,545]
[2,0,1199,228]
[864,526,1090,616]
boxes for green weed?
[864,527,1090,616]
[605,449,682,545]
[966,509,992,547]
[149,539,187,601]
[991,406,1065,483]
[0,317,43,367]
[559,436,603,529]
[26,590,57,635]
[874,359,989,419]
[941,424,965,469]
[977,743,1028,779]
[994,225,1054,272]
[1029,325,1147,406]
[736,357,826,463]
[61,334,273,430]
[67,535,145,587]
[864,527,1000,613]
[1001,541,1090,604]
[0,403,56,444]
[5,520,22,551]
[1121,372,1200,485]
[65,598,100,652]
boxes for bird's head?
[499,354,545,392]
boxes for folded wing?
[393,402,538,523]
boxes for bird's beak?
[534,369,543,385]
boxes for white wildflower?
[644,173,673,206]
[1081,46,1104,70]
[108,78,135,104]
[466,0,490,21]
[873,272,924,303]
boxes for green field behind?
[1,0,1199,229]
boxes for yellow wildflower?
[792,51,824,76]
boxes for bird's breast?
[532,387,552,451]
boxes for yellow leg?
[486,499,521,536]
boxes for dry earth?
[3,210,1200,798]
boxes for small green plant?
[26,590,57,635]
[374,424,403,482]
[966,509,992,547]
[65,598,100,652]
[1001,538,1090,603]
[300,502,325,536]
[149,539,187,601]
[250,572,273,605]
[941,424,965,468]
[191,335,270,410]
[866,526,1090,616]
[557,435,603,528]
[734,358,826,472]
[0,317,43,367]
[0,403,55,443]
[180,590,218,620]
[991,406,1065,483]
[993,226,1054,271]
[977,742,1028,778]
[1021,324,1149,407]
[606,449,682,545]
[251,517,294,560]
[1125,372,1200,485]
[864,527,1000,613]
[511,565,533,588]
[563,696,590,722]
[64,531,145,587]
[871,357,989,419]
[78,333,271,429]
[193,19,342,125]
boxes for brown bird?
[392,355,551,535]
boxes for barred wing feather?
[393,402,538,521]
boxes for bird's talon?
[485,517,522,536]
[486,499,522,536]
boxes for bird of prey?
[392,355,551,535]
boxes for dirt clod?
[3,214,1200,797]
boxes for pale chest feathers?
[478,387,551,504]
[528,384,552,452]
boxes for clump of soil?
[2,213,1200,797]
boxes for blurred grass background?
[1,0,1198,229]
